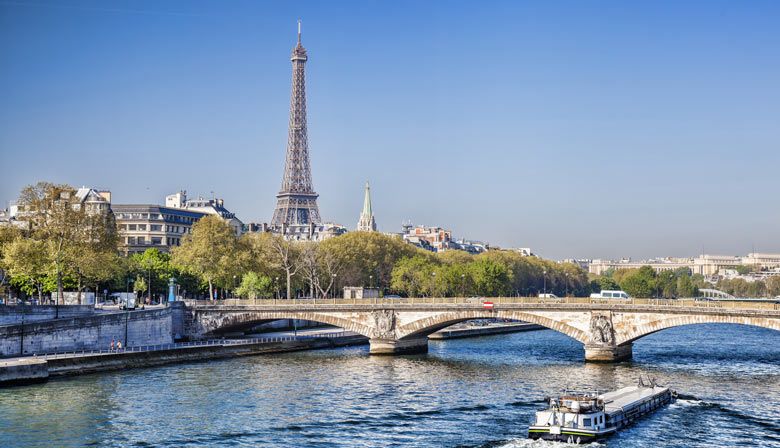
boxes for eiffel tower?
[271,20,321,227]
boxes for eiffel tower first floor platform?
[271,192,321,227]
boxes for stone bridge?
[183,298,780,362]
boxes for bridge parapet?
[183,298,780,362]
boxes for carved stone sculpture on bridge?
[589,313,615,346]
[371,310,396,339]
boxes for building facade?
[588,253,780,277]
[165,191,243,236]
[113,204,205,254]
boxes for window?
[128,224,137,231]
[151,225,162,231]
[583,418,591,427]
[127,237,136,245]
[137,237,146,244]
[138,224,147,231]
[151,237,162,245]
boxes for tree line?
[3,182,777,303]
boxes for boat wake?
[492,438,606,447]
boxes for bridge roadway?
[184,297,780,362]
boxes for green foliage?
[320,232,421,290]
[618,265,656,298]
[172,215,239,300]
[236,272,273,299]
[390,255,437,297]
[766,276,780,297]
[468,257,510,297]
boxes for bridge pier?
[369,338,428,355]
[584,343,633,362]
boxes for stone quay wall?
[0,307,174,357]
[0,305,96,326]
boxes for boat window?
[583,418,591,426]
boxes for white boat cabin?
[533,393,608,432]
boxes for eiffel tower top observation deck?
[271,20,321,227]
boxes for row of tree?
[4,182,777,302]
[593,266,704,299]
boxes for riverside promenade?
[0,331,365,386]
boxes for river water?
[1,324,779,447]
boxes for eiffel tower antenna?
[271,20,321,227]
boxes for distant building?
[401,223,454,252]
[588,253,780,277]
[343,287,380,299]
[356,182,377,232]
[562,258,590,270]
[114,191,245,254]
[74,187,112,215]
[165,191,243,236]
[453,239,488,255]
[5,186,113,231]
[113,204,205,255]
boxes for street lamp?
[148,266,153,305]
[432,272,437,298]
[275,277,280,300]
[331,273,337,299]
[543,270,547,295]
[461,273,466,298]
[233,275,237,299]
[565,273,570,297]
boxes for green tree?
[469,257,511,297]
[172,215,239,300]
[676,274,697,298]
[619,266,656,298]
[390,255,437,297]
[3,238,50,302]
[133,275,148,298]
[131,249,174,302]
[236,272,273,300]
[320,232,421,291]
[597,276,620,292]
[765,276,780,297]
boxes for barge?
[528,379,676,444]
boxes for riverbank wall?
[0,305,96,325]
[0,334,368,385]
[0,307,173,357]
[428,322,544,340]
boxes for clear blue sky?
[1,0,778,260]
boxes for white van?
[538,293,560,299]
[592,290,630,300]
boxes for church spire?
[357,181,377,232]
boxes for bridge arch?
[616,314,780,346]
[194,310,375,339]
[396,310,589,343]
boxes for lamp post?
[148,266,153,305]
[233,275,237,299]
[275,277,280,300]
[331,273,337,299]
[461,273,466,298]
[543,270,547,295]
[565,273,570,297]
[432,272,437,298]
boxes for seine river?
[1,324,779,447]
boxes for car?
[538,293,560,299]
[384,295,402,299]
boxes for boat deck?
[601,386,669,414]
